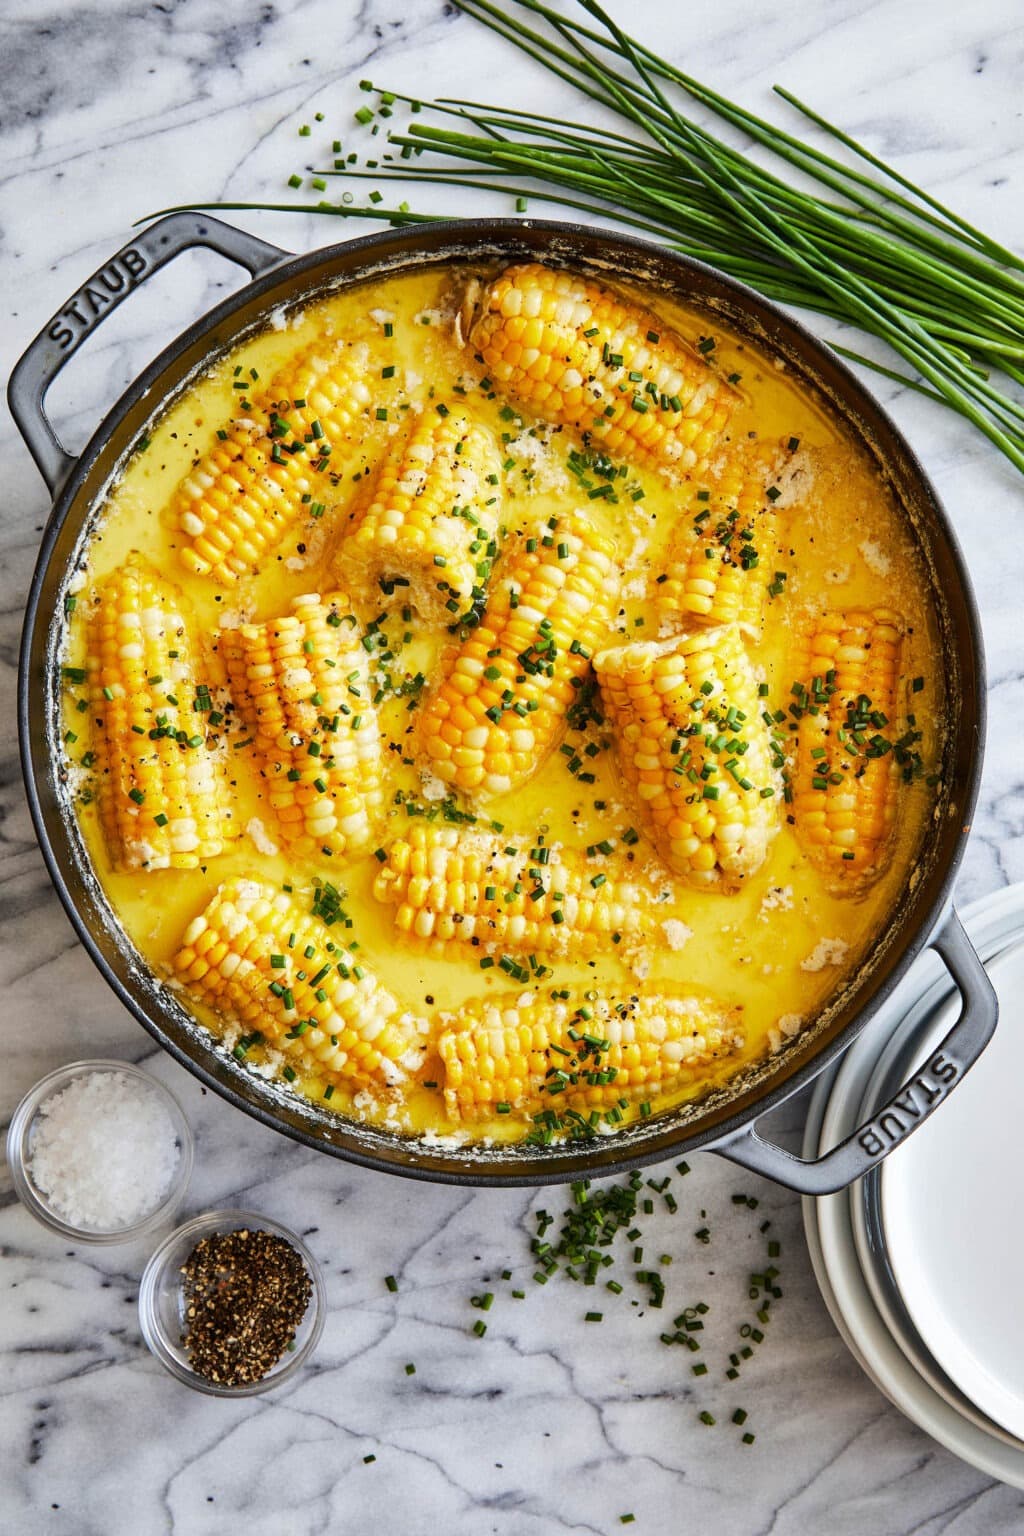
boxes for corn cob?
[172,878,426,1092]
[333,404,502,624]
[82,556,237,871]
[655,442,794,634]
[419,512,621,800]
[373,823,670,961]
[460,263,737,477]
[438,988,743,1123]
[790,607,904,894]
[594,625,779,888]
[219,592,385,861]
[174,337,390,584]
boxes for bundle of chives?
[148,0,1024,475]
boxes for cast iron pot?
[9,212,997,1193]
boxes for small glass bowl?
[138,1209,326,1396]
[6,1058,194,1244]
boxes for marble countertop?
[3,1,1024,1531]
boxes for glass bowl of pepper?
[138,1209,326,1395]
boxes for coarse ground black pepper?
[180,1227,313,1386]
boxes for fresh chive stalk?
[144,0,1024,476]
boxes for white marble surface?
[3,1,1024,1531]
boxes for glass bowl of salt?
[6,1059,193,1243]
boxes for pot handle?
[8,212,288,496]
[714,908,997,1195]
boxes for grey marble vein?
[3,0,1024,1532]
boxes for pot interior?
[21,221,983,1184]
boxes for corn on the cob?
[174,337,390,584]
[172,878,426,1092]
[655,442,794,633]
[460,263,737,477]
[419,511,621,800]
[790,607,904,894]
[594,625,778,888]
[438,988,743,1122]
[333,404,502,624]
[82,556,237,871]
[373,823,670,961]
[219,592,385,861]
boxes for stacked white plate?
[803,884,1024,1484]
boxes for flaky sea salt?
[660,919,693,951]
[800,937,849,973]
[27,1071,180,1230]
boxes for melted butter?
[63,267,944,1145]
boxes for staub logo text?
[857,1052,958,1158]
[47,248,149,351]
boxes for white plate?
[849,971,1024,1447]
[800,1058,872,1372]
[801,885,1024,1486]
[878,941,1024,1441]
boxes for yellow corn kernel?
[172,878,426,1092]
[419,511,621,801]
[594,625,779,888]
[333,404,502,623]
[173,337,392,584]
[373,823,671,958]
[790,607,905,894]
[219,592,385,861]
[438,989,743,1122]
[82,555,237,871]
[656,441,797,634]
[461,263,737,476]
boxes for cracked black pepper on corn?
[60,252,942,1145]
[180,1228,313,1387]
